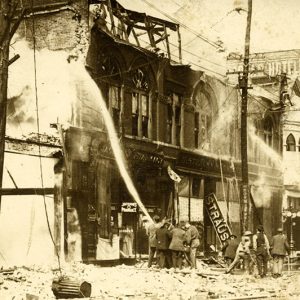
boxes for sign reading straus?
[205,193,232,243]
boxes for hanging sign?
[121,202,137,213]
[205,193,232,243]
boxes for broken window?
[166,93,182,146]
[194,90,212,150]
[109,86,121,129]
[131,68,151,138]
[132,92,139,136]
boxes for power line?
[142,0,221,49]
[87,7,228,76]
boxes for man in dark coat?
[270,228,290,278]
[222,234,239,267]
[253,225,270,278]
[147,215,166,268]
[168,221,187,270]
[156,223,172,268]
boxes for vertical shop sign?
[205,193,232,243]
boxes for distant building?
[228,49,300,254]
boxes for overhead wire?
[142,0,221,49]
[86,7,228,78]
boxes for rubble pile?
[0,262,300,299]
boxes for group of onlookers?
[222,225,290,278]
[147,216,200,270]
[146,216,290,277]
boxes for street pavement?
[0,261,300,299]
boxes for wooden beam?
[144,17,156,47]
[164,25,171,60]
[177,25,182,63]
[0,188,54,196]
[107,0,116,36]
[131,28,141,47]
[155,33,168,45]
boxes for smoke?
[251,173,272,208]
[248,124,282,170]
[7,39,77,137]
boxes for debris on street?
[0,262,300,299]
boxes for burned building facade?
[1,0,284,265]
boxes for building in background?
[228,49,300,254]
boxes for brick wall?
[17,0,89,52]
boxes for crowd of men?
[223,225,290,278]
[147,216,200,270]
[147,217,291,278]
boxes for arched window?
[194,89,212,150]
[286,134,296,151]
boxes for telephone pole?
[239,0,252,233]
[0,1,25,207]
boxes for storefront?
[175,151,240,253]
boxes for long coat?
[156,227,171,250]
[147,222,164,248]
[270,234,290,256]
[168,227,186,252]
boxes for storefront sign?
[205,193,232,243]
[131,150,164,166]
[177,152,239,177]
[121,202,137,212]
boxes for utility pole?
[0,1,25,208]
[239,0,252,233]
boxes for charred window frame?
[97,53,122,130]
[131,68,150,138]
[166,92,182,146]
[109,85,121,129]
[194,90,212,150]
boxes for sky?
[118,0,300,77]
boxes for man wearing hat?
[222,234,239,268]
[270,228,290,278]
[226,231,254,274]
[147,215,166,268]
[253,225,270,278]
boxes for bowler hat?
[243,230,252,236]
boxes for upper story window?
[131,68,150,138]
[286,133,296,151]
[194,90,212,150]
[166,93,182,146]
[263,117,273,147]
[97,54,122,130]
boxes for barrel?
[52,277,92,299]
